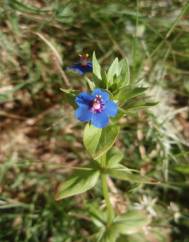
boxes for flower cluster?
[75,88,118,128]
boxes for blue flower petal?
[92,89,109,102]
[105,100,118,117]
[76,92,93,107]
[91,112,109,128]
[75,106,92,122]
[67,62,92,75]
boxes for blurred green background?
[0,0,189,241]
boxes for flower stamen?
[90,95,104,113]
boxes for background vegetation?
[0,0,189,241]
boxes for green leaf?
[83,124,120,160]
[125,87,147,99]
[123,99,158,111]
[106,148,124,167]
[56,166,100,200]
[97,227,119,242]
[85,77,96,90]
[101,70,109,89]
[107,58,119,83]
[88,205,107,227]
[113,210,150,235]
[107,165,158,184]
[93,74,106,89]
[114,87,147,106]
[119,58,130,86]
[92,52,101,80]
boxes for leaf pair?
[56,157,157,201]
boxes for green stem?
[101,174,114,225]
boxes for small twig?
[0,111,26,120]
[51,53,71,88]
[35,32,71,87]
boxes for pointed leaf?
[113,210,150,235]
[114,87,147,106]
[93,72,106,89]
[97,227,119,242]
[107,58,119,83]
[83,124,120,160]
[97,210,150,242]
[119,58,130,86]
[92,52,101,79]
[56,167,99,200]
[101,70,109,89]
[106,148,124,167]
[124,100,158,111]
[107,165,158,184]
[88,205,107,227]
[85,77,96,90]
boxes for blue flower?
[66,54,92,75]
[75,88,118,128]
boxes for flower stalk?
[101,155,114,225]
[101,174,114,225]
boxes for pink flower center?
[90,95,104,113]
